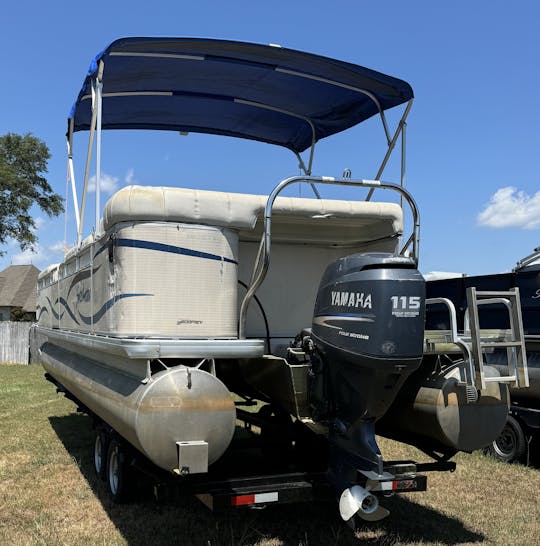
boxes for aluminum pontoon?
[37,37,529,525]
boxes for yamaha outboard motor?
[310,252,425,477]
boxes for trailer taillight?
[231,492,279,506]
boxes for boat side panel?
[105,222,239,337]
[37,266,60,329]
[37,222,239,338]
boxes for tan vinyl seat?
[103,185,403,245]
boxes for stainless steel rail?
[238,175,420,339]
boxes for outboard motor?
[310,252,426,476]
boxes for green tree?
[0,132,63,256]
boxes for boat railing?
[238,175,420,339]
[424,288,529,394]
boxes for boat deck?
[37,327,265,359]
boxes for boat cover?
[69,37,413,152]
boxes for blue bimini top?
[69,37,413,153]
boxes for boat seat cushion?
[103,185,403,245]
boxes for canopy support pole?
[366,99,413,201]
[77,85,97,246]
[400,117,407,209]
[401,118,407,188]
[294,150,320,199]
[77,62,104,246]
[234,98,321,200]
[95,77,103,232]
[66,119,80,237]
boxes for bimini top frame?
[66,37,414,245]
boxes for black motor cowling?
[310,252,426,428]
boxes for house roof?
[0,265,40,313]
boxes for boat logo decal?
[331,291,372,309]
[338,330,369,340]
[76,287,91,304]
[390,295,421,317]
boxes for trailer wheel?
[94,429,109,481]
[106,439,133,503]
[487,415,526,464]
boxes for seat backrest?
[103,185,403,246]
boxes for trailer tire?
[94,429,109,481]
[486,415,526,464]
[106,439,133,503]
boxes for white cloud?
[478,186,540,229]
[33,216,45,231]
[10,240,66,267]
[88,169,136,195]
[48,241,66,253]
[88,172,120,194]
[125,168,135,184]
[12,244,47,265]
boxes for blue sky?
[1,0,539,275]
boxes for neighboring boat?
[36,37,529,524]
[425,248,540,462]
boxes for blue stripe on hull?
[46,296,64,321]
[78,293,153,325]
[41,293,152,326]
[58,297,81,325]
[94,237,237,265]
[114,238,238,264]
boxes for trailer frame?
[45,372,456,513]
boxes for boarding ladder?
[465,287,529,390]
[425,287,529,396]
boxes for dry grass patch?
[0,363,538,545]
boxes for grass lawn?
[0,363,538,545]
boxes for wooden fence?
[0,322,34,364]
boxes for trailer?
[46,370,457,522]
